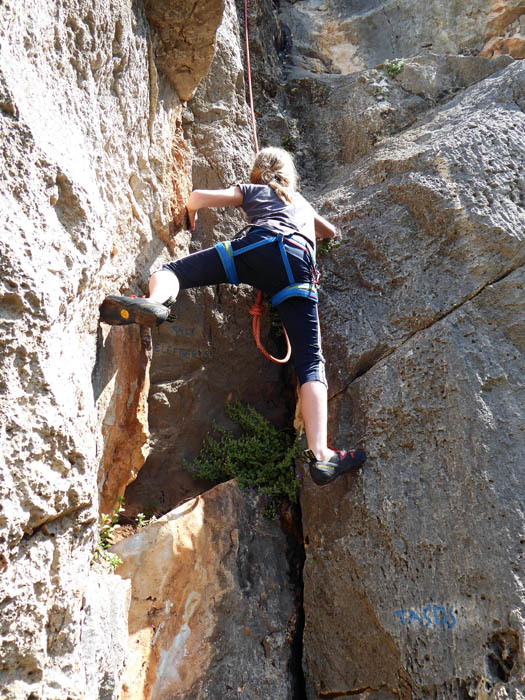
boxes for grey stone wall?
[0,0,199,695]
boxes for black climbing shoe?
[99,295,175,327]
[304,448,367,486]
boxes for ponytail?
[249,147,298,204]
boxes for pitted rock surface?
[316,61,525,395]
[296,61,525,699]
[0,0,203,695]
[241,2,525,696]
[300,265,525,698]
[143,0,225,101]
[112,481,297,700]
[1,0,525,696]
[279,0,524,75]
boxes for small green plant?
[95,497,124,570]
[185,402,301,518]
[136,512,158,529]
[383,58,404,77]
[281,134,297,152]
[102,552,124,570]
[317,238,341,257]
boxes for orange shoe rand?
[304,448,367,486]
[99,296,170,327]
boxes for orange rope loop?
[249,291,292,364]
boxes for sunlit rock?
[112,481,298,700]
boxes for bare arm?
[314,211,337,239]
[186,186,243,231]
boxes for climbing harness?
[215,228,319,363]
[215,232,318,307]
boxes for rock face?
[2,0,525,696]
[143,0,225,101]
[305,61,525,395]
[97,325,152,515]
[293,42,525,700]
[285,53,515,184]
[240,0,525,696]
[0,0,215,695]
[79,568,131,700]
[112,481,298,700]
[301,264,525,698]
[279,0,525,75]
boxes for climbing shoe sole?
[304,448,367,486]
[99,295,170,327]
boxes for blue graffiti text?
[394,604,456,629]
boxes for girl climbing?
[100,147,366,485]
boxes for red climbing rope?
[244,0,259,153]
[243,0,291,364]
[249,291,292,364]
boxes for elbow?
[316,224,336,239]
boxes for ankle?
[148,294,170,304]
[311,447,335,462]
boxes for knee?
[296,360,327,388]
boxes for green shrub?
[383,58,405,77]
[185,402,301,517]
[317,238,340,257]
[281,134,297,152]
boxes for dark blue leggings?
[160,229,326,386]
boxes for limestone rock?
[316,60,525,396]
[96,325,152,516]
[112,481,298,700]
[0,0,203,694]
[2,0,525,695]
[301,266,525,698]
[144,0,225,101]
[0,517,129,700]
[297,61,525,698]
[480,34,525,60]
[285,54,514,183]
[279,0,524,75]
[79,568,131,700]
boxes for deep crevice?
[283,500,307,700]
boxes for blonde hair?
[249,147,298,204]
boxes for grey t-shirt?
[238,184,316,246]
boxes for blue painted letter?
[433,605,447,626]
[407,610,423,625]
[422,604,432,627]
[394,609,409,625]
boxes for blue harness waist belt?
[214,231,318,306]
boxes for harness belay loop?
[215,229,319,363]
